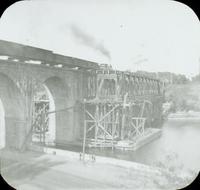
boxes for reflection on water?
[58,118,200,172]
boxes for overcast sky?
[0,0,199,77]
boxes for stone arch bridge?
[0,40,164,150]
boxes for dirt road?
[0,149,191,189]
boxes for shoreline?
[167,111,200,120]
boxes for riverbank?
[0,149,196,190]
[168,111,200,120]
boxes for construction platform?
[30,128,161,153]
[115,128,161,151]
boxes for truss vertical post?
[121,93,128,140]
[42,112,46,146]
[82,101,86,162]
[94,104,99,147]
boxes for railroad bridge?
[0,40,164,150]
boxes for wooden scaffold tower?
[83,99,121,149]
[82,66,162,151]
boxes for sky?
[0,0,199,77]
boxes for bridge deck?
[0,40,99,69]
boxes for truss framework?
[83,96,153,148]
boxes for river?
[88,117,200,173]
[55,115,200,174]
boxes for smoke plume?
[70,24,111,60]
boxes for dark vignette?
[0,0,199,190]
[0,174,16,190]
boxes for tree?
[192,74,200,82]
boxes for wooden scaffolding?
[82,67,159,149]
[31,100,49,145]
[83,100,120,149]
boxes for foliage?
[191,74,200,82]
[136,71,190,84]
[164,84,200,112]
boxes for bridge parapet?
[0,40,99,70]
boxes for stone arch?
[0,72,26,149]
[44,76,75,145]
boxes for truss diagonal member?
[85,109,102,134]
[85,110,96,120]
[137,123,144,134]
[143,99,153,105]
[137,118,146,134]
[131,121,141,135]
[131,122,138,131]
[99,105,119,123]
[98,123,113,139]
[131,130,137,136]
[86,123,96,134]
[131,121,136,129]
